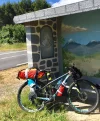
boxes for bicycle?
[17,65,99,114]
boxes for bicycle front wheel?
[67,79,99,114]
[17,81,44,113]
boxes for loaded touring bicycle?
[17,65,99,114]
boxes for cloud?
[62,24,88,33]
[52,0,84,7]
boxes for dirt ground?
[67,109,100,121]
[0,65,100,121]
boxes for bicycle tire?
[17,81,44,113]
[67,79,99,114]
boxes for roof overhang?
[13,0,100,24]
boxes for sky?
[0,0,84,7]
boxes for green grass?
[0,43,27,51]
[0,95,70,121]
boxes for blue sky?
[0,0,59,5]
[0,0,83,6]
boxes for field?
[72,53,100,76]
[0,43,26,51]
[63,50,100,77]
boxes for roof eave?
[13,0,100,24]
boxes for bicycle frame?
[36,72,70,101]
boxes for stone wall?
[25,18,60,77]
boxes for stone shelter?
[13,0,100,78]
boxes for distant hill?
[63,41,100,56]
[86,41,100,47]
[63,41,81,50]
[68,45,91,56]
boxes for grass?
[0,96,68,121]
[0,65,70,121]
[0,43,27,51]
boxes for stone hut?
[13,0,100,77]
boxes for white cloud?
[52,0,84,7]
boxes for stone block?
[79,0,93,10]
[55,53,57,57]
[26,12,35,19]
[32,45,38,52]
[55,6,65,14]
[82,7,97,12]
[25,27,31,33]
[31,27,35,33]
[51,68,57,72]
[35,10,45,18]
[31,35,39,44]
[40,60,45,65]
[32,53,40,62]
[44,8,55,16]
[66,3,79,12]
[47,60,52,67]
[30,21,38,26]
[13,16,19,23]
[40,20,46,25]
[53,63,58,66]
[19,14,27,21]
[54,48,57,52]
[52,58,57,62]
[94,0,100,6]
[47,20,53,25]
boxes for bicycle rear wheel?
[17,81,44,113]
[67,79,99,114]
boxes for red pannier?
[17,68,37,80]
[17,68,45,80]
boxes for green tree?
[0,2,16,26]
[17,0,34,14]
[0,24,25,44]
[0,0,51,26]
[0,0,51,43]
[33,0,51,11]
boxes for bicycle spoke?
[68,80,99,114]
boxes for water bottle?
[57,84,65,96]
[56,79,66,96]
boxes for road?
[0,50,28,70]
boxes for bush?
[0,24,26,44]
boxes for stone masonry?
[25,18,59,77]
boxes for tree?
[0,2,16,26]
[0,0,51,43]
[0,0,51,26]
[17,0,34,14]
[33,0,51,11]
